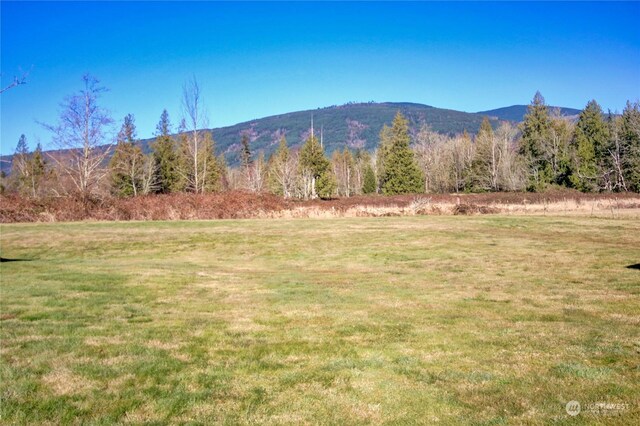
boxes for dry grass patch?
[42,368,96,396]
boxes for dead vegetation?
[1,189,639,223]
[451,203,499,215]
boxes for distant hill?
[1,101,581,173]
[138,102,502,166]
[477,105,581,122]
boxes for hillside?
[478,105,581,122]
[1,101,581,172]
[138,102,502,166]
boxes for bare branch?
[0,70,29,94]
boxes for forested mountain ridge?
[478,105,582,122]
[1,101,581,172]
[139,102,505,165]
[137,101,582,166]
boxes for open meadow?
[1,215,639,424]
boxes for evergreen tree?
[570,100,609,192]
[362,164,377,194]
[549,115,574,187]
[29,143,46,197]
[620,101,640,192]
[519,91,553,191]
[240,134,252,169]
[11,135,46,197]
[151,109,179,193]
[240,134,252,189]
[316,169,337,198]
[376,124,393,189]
[380,112,424,194]
[11,134,30,191]
[15,134,29,157]
[110,114,144,196]
[200,132,221,192]
[299,134,334,199]
[0,171,6,195]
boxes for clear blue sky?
[1,1,639,154]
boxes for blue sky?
[1,1,639,154]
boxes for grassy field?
[1,216,639,425]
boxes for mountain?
[139,102,502,166]
[477,105,581,122]
[1,102,582,173]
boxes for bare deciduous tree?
[451,133,474,193]
[42,74,113,200]
[140,156,159,195]
[607,116,627,192]
[332,147,356,197]
[414,124,449,193]
[252,151,267,192]
[495,122,526,191]
[181,76,210,193]
[267,137,297,198]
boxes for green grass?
[1,216,639,425]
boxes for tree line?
[3,75,640,200]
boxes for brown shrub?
[1,189,639,223]
[452,204,499,215]
[0,191,290,223]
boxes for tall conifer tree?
[362,164,377,194]
[570,100,609,192]
[620,101,640,192]
[380,112,424,194]
[299,134,335,199]
[151,109,179,193]
[520,91,553,190]
[110,114,144,196]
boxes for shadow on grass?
[626,263,640,270]
[0,257,33,263]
